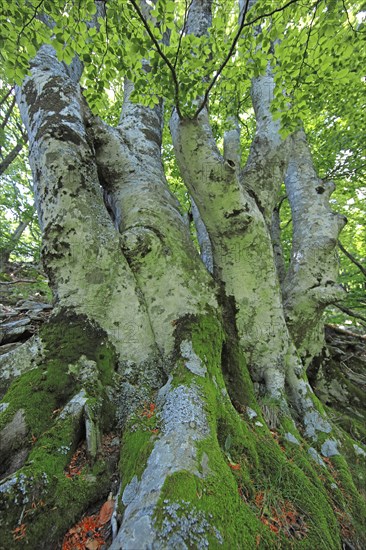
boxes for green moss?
[328,455,366,547]
[0,368,55,437]
[119,428,155,492]
[40,309,116,382]
[314,359,366,442]
[0,310,117,453]
[155,457,274,549]
[277,415,366,548]
[160,315,341,546]
[0,413,110,548]
[118,399,161,495]
[339,433,366,496]
[154,420,345,549]
[0,310,119,547]
[109,311,364,549]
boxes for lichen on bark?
[1,0,364,547]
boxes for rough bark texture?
[0,1,365,548]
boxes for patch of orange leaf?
[62,498,114,550]
[142,403,156,419]
[254,492,308,539]
[228,462,241,470]
[12,523,27,541]
[98,499,114,526]
[65,445,87,479]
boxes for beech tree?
[0,0,365,548]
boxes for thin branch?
[97,0,110,71]
[338,241,366,278]
[334,303,366,324]
[0,86,15,109]
[173,0,193,70]
[0,141,25,176]
[280,218,292,230]
[17,0,46,47]
[324,162,366,180]
[194,0,251,118]
[129,0,183,118]
[293,0,321,92]
[1,95,16,130]
[15,120,28,141]
[326,323,366,339]
[0,279,38,285]
[274,194,288,213]
[194,0,304,118]
[341,0,366,34]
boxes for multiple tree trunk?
[0,1,365,548]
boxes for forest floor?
[1,262,365,549]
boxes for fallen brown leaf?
[85,540,100,550]
[99,499,114,525]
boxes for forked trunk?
[0,4,365,549]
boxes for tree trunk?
[0,5,365,550]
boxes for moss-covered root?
[0,391,111,549]
[0,310,118,477]
[0,335,44,400]
[112,379,346,549]
[111,314,345,549]
[284,364,366,545]
[0,311,122,547]
[257,401,366,549]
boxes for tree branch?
[326,323,366,339]
[0,86,15,109]
[338,241,366,278]
[17,0,46,47]
[0,140,25,176]
[293,0,321,93]
[334,303,366,324]
[274,194,288,213]
[173,0,193,70]
[194,0,304,118]
[0,279,38,285]
[193,0,251,118]
[341,0,366,34]
[1,95,16,130]
[128,0,183,118]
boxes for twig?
[0,86,15,109]
[97,0,110,72]
[194,0,305,118]
[280,218,292,230]
[326,323,366,339]
[338,241,366,278]
[17,0,46,47]
[129,0,182,118]
[274,194,288,213]
[173,0,193,70]
[341,0,366,34]
[334,304,366,324]
[194,0,251,118]
[293,0,321,92]
[1,95,16,129]
[0,141,25,176]
[0,279,38,285]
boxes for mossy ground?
[0,310,118,548]
[150,314,366,549]
[1,309,365,548]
